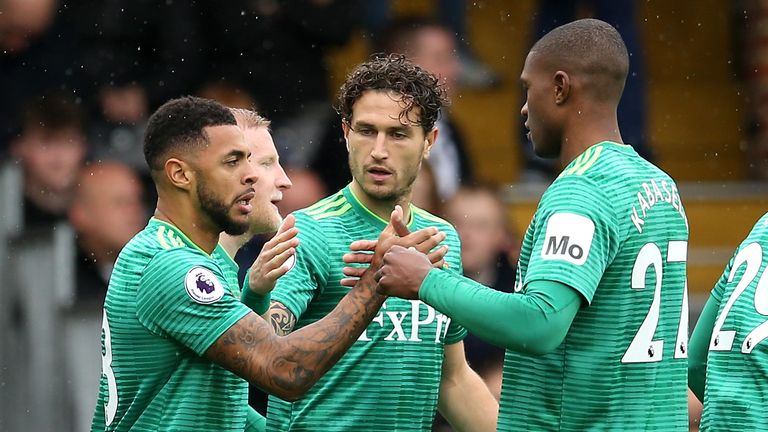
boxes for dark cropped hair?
[143,96,236,172]
[337,53,448,133]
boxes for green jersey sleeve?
[271,212,330,318]
[136,248,251,356]
[525,175,619,304]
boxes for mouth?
[235,190,255,213]
[367,166,393,182]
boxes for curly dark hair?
[337,53,448,133]
[143,96,236,173]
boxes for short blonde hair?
[229,108,271,130]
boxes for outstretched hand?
[340,205,448,287]
[375,245,433,299]
[247,214,300,295]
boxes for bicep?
[265,301,298,336]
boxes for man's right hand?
[340,205,448,286]
[247,215,300,295]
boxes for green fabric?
[688,293,719,401]
[244,407,266,432]
[420,271,581,354]
[267,185,466,432]
[692,211,768,431]
[497,142,690,431]
[240,269,272,315]
[91,218,251,431]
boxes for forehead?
[202,124,246,154]
[350,90,421,127]
[521,50,551,80]
[242,126,277,157]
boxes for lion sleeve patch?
[184,266,225,304]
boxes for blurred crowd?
[3,0,761,430]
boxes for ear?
[423,127,438,159]
[554,70,570,105]
[341,120,351,152]
[164,157,194,191]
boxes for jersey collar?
[342,185,415,230]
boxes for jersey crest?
[184,266,225,304]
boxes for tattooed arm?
[206,268,384,401]
[206,206,441,400]
[266,301,297,336]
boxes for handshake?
[340,205,450,300]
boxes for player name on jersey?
[630,177,687,234]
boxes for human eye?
[356,127,376,137]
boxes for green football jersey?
[498,142,690,431]
[700,212,768,431]
[91,218,252,431]
[267,185,466,432]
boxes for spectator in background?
[198,83,258,111]
[443,185,518,379]
[200,0,359,167]
[313,17,476,201]
[361,0,500,89]
[65,161,146,431]
[68,161,147,307]
[11,93,88,228]
[0,0,84,153]
[73,0,203,188]
[521,0,652,182]
[410,162,443,216]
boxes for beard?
[197,179,249,236]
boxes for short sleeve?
[524,176,620,304]
[440,225,467,344]
[136,248,251,355]
[270,212,330,319]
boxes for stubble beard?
[197,180,249,236]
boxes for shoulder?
[296,190,352,222]
[144,246,218,279]
[412,206,456,232]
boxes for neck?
[219,232,249,258]
[350,181,411,223]
[154,197,219,254]
[559,106,623,167]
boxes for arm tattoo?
[205,268,386,401]
[268,301,297,336]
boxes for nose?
[370,132,388,160]
[276,164,292,190]
[243,161,258,185]
[521,100,528,119]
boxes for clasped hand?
[341,205,447,299]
